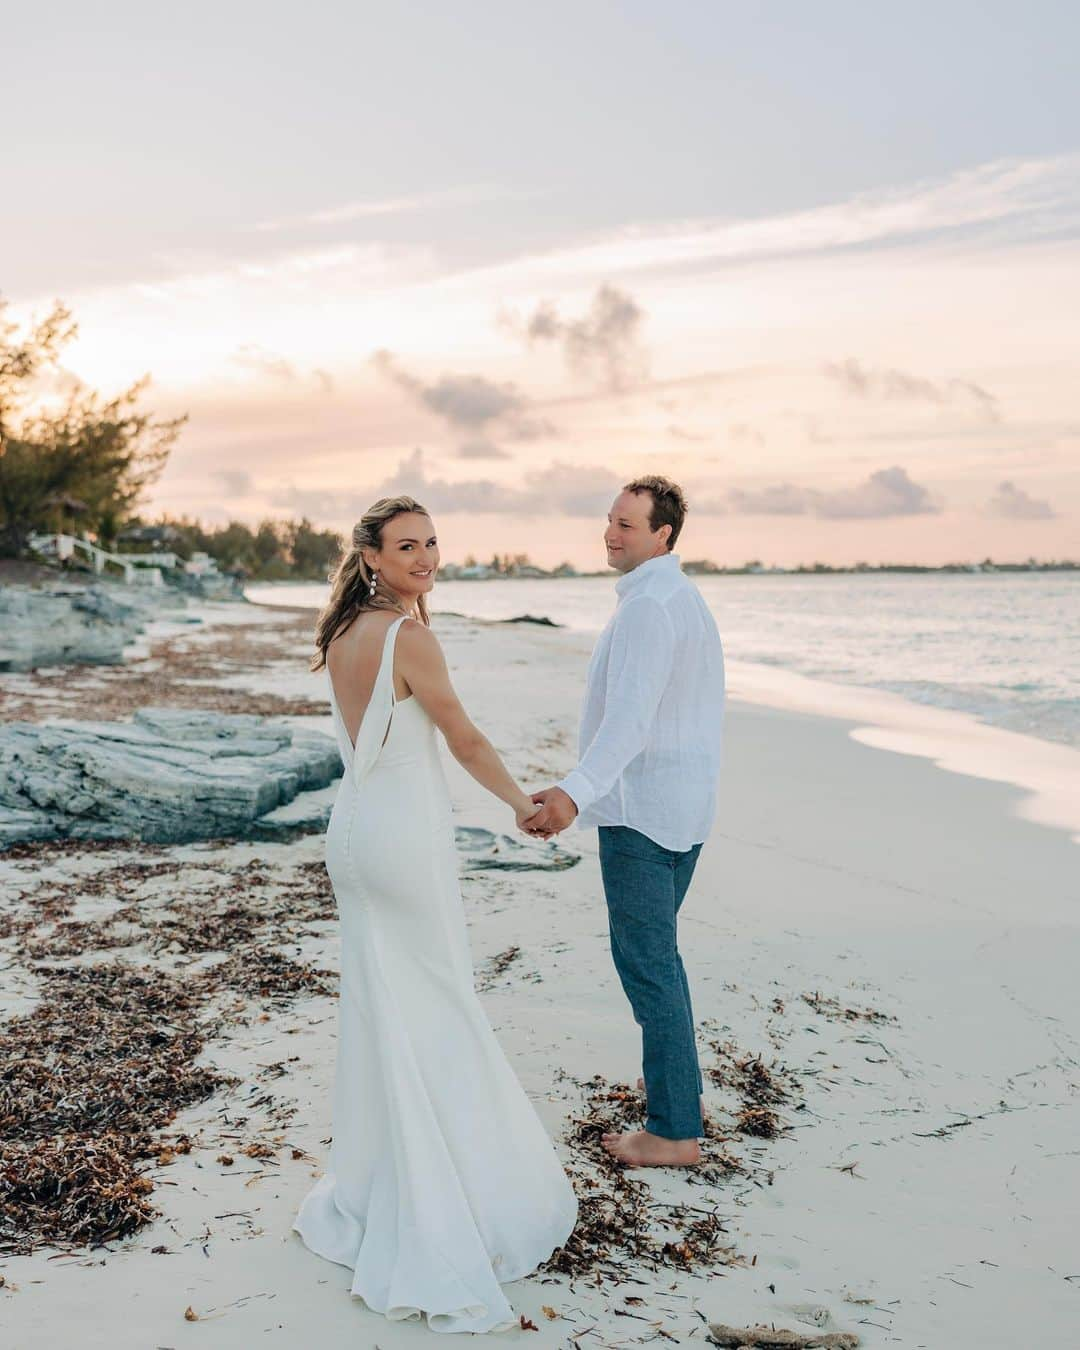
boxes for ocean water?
[247,572,1080,751]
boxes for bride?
[291,494,578,1333]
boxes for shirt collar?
[615,552,681,597]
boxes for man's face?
[603,489,669,574]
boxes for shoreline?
[724,659,1080,846]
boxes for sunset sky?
[6,1,1079,567]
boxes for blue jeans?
[597,825,704,1140]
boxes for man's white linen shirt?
[557,553,725,852]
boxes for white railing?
[28,533,164,587]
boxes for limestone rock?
[0,583,176,672]
[0,708,342,846]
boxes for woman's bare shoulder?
[397,618,445,670]
[326,612,396,667]
[397,617,440,651]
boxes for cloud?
[214,469,255,498]
[728,422,765,448]
[230,345,297,382]
[457,438,510,460]
[267,483,354,519]
[984,480,1057,519]
[229,345,337,394]
[824,358,999,421]
[376,449,620,518]
[253,185,515,233]
[372,350,556,453]
[468,154,1080,287]
[727,465,940,519]
[667,424,707,443]
[727,483,811,515]
[815,466,940,518]
[507,284,649,391]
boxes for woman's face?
[366,512,439,599]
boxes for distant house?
[118,523,183,548]
[185,551,221,577]
[459,563,494,579]
[118,550,182,571]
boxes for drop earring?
[368,570,378,596]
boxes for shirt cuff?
[556,770,595,817]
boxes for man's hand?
[524,786,578,837]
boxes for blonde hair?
[311,495,432,671]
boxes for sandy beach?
[2,600,1078,1349]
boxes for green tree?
[0,299,184,557]
[253,519,287,572]
[288,517,343,579]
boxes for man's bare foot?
[601,1129,701,1168]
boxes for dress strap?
[351,615,409,785]
[379,614,409,706]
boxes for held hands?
[521,787,578,839]
[515,799,544,833]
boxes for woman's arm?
[396,621,541,827]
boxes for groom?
[527,475,725,1167]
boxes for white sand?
[2,608,1078,1349]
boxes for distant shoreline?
[254,560,1080,585]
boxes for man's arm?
[553,594,675,818]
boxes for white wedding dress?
[292,615,577,1333]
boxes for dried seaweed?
[706,1040,794,1107]
[200,949,336,1007]
[0,963,227,1145]
[708,1326,859,1348]
[801,991,894,1025]
[0,960,234,1255]
[705,1038,801,1139]
[542,1076,742,1283]
[0,1134,158,1252]
[734,1107,781,1139]
[475,945,522,992]
[0,848,341,1254]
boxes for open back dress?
[292,615,577,1333]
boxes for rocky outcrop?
[455,825,579,872]
[0,708,342,847]
[0,583,186,672]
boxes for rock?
[455,826,579,872]
[250,782,338,841]
[0,584,141,671]
[165,570,246,601]
[0,582,185,672]
[0,721,582,871]
[497,613,561,627]
[0,708,342,846]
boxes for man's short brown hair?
[622,475,688,550]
